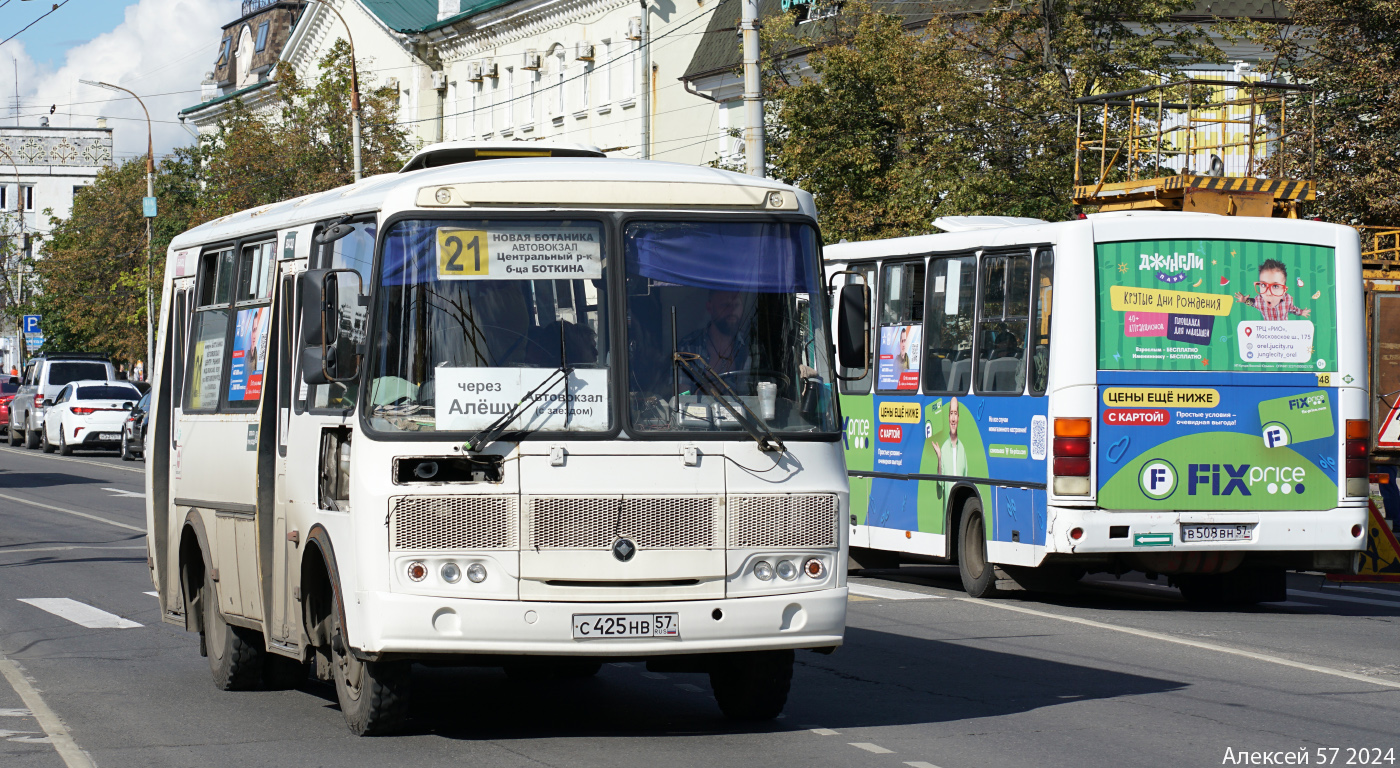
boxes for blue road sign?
[143,196,157,218]
[21,315,39,334]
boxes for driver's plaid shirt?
[1241,293,1307,321]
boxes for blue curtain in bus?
[625,222,816,293]
[380,222,437,286]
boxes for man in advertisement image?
[931,397,968,492]
[1234,259,1312,320]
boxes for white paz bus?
[825,212,1369,602]
[144,142,851,735]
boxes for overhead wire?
[1,0,70,48]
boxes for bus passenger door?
[160,286,191,612]
[269,269,297,642]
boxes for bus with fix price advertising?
[826,211,1369,602]
[144,141,849,735]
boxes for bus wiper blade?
[672,352,786,453]
[464,364,571,452]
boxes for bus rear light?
[1345,420,1369,493]
[1070,527,1084,540]
[1052,417,1092,495]
[1054,418,1091,438]
[1053,457,1090,477]
[1352,524,1364,538]
[1053,437,1090,457]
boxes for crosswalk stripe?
[848,583,944,601]
[18,599,142,629]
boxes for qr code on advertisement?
[1030,415,1048,461]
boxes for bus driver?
[678,290,752,375]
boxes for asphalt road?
[0,442,1397,768]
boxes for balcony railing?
[241,0,286,16]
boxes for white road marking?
[0,728,40,737]
[0,708,32,717]
[640,671,668,680]
[958,597,1400,689]
[144,591,157,597]
[850,743,895,754]
[810,728,840,736]
[0,657,95,768]
[848,583,944,601]
[0,446,142,475]
[18,599,142,629]
[1288,589,1400,609]
[0,492,143,533]
[674,683,703,692]
[905,762,943,768]
[0,546,144,556]
[10,735,52,743]
[100,487,144,499]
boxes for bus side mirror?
[836,282,869,370]
[300,268,366,386]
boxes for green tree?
[765,0,1223,242]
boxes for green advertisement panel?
[1096,240,1337,372]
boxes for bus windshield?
[366,218,610,435]
[624,220,838,435]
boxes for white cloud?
[13,0,239,161]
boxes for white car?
[41,380,143,456]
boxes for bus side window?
[838,263,877,396]
[171,290,188,405]
[976,252,1032,394]
[308,221,375,412]
[226,241,276,410]
[876,259,925,393]
[1030,250,1053,396]
[924,254,977,394]
[186,248,234,412]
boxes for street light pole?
[80,79,154,379]
[306,0,363,182]
[0,145,25,374]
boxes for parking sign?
[21,315,39,334]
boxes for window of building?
[254,21,270,52]
[527,72,537,124]
[445,81,457,140]
[598,40,612,105]
[21,185,34,212]
[0,186,7,210]
[503,67,514,129]
[554,51,567,115]
[975,251,1032,395]
[217,37,231,66]
[923,254,976,394]
[625,39,638,98]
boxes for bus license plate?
[572,613,679,639]
[1181,524,1253,542]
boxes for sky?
[0,0,239,160]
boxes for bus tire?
[957,499,999,598]
[329,607,411,736]
[848,546,901,572]
[202,571,264,690]
[709,649,793,721]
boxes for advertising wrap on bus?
[1095,239,1341,511]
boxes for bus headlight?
[776,560,798,581]
[441,562,462,583]
[466,563,488,583]
[753,560,774,581]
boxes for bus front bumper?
[1047,506,1368,554]
[350,587,848,657]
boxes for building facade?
[179,0,726,164]
[0,123,114,373]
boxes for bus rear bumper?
[1047,506,1368,554]
[350,587,848,657]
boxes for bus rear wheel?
[957,499,999,598]
[709,649,793,721]
[329,607,411,736]
[202,570,264,690]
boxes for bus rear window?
[1096,239,1337,373]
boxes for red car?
[0,381,19,427]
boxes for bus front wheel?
[957,499,999,598]
[202,570,264,690]
[709,649,793,721]
[329,606,411,736]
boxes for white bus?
[825,212,1369,603]
[145,142,850,735]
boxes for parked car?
[8,353,115,449]
[41,380,142,455]
[120,391,151,461]
[0,379,20,431]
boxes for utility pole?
[639,0,650,160]
[740,0,764,176]
[80,80,154,378]
[308,0,363,182]
[0,145,25,373]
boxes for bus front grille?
[524,496,721,550]
[389,495,519,550]
[727,494,839,548]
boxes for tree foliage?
[21,40,408,366]
[764,0,1223,242]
